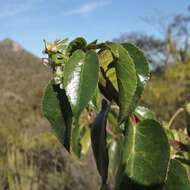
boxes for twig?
[168,107,185,128]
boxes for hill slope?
[0,38,50,134]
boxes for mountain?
[0,38,50,134]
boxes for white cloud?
[0,0,45,20]
[64,1,111,16]
[0,4,31,19]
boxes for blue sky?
[0,0,189,56]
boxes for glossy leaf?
[107,43,137,123]
[91,99,110,185]
[117,119,170,189]
[64,50,99,121]
[42,80,72,151]
[134,106,156,120]
[164,159,190,190]
[122,43,150,110]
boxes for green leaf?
[134,106,156,120]
[107,43,137,123]
[108,138,123,178]
[121,43,149,84]
[64,50,99,121]
[42,80,72,151]
[91,99,110,186]
[91,87,101,111]
[98,49,113,71]
[66,37,87,56]
[117,119,170,189]
[98,49,118,90]
[106,67,118,90]
[122,43,150,111]
[164,159,190,190]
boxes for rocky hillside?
[0,38,50,135]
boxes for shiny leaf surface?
[134,106,156,120]
[64,50,99,121]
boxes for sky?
[0,0,189,56]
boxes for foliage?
[42,37,190,190]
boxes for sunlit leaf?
[122,43,150,110]
[107,43,137,123]
[98,49,113,70]
[134,106,156,120]
[64,50,99,121]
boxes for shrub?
[42,37,190,190]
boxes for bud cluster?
[42,39,69,89]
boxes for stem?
[168,108,185,128]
